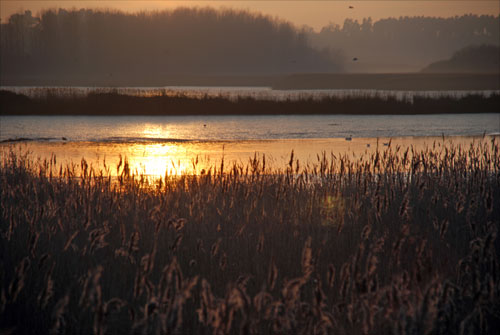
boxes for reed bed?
[1,139,499,334]
[1,89,499,115]
[4,86,495,102]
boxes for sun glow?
[141,124,170,139]
[2,136,492,180]
[126,143,193,177]
[1,1,498,31]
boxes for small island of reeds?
[1,139,499,334]
[1,89,499,116]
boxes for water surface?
[2,111,499,177]
[1,114,499,143]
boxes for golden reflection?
[127,143,192,176]
[142,124,169,139]
[1,136,494,178]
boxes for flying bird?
[352,57,358,61]
[349,6,354,9]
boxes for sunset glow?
[2,0,499,331]
[1,1,498,31]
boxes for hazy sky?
[1,1,499,31]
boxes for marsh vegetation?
[2,89,499,116]
[1,139,499,334]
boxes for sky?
[1,1,499,31]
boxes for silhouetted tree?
[0,7,343,85]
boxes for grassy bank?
[1,89,499,116]
[1,140,499,334]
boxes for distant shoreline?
[1,89,499,116]
[1,88,499,116]
[2,73,499,91]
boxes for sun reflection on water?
[142,124,170,139]
[1,136,490,178]
[127,143,193,176]
[120,125,204,176]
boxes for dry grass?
[1,139,499,334]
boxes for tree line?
[0,8,342,83]
[1,8,498,84]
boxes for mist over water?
[309,15,499,73]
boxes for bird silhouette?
[349,6,354,9]
[352,57,358,61]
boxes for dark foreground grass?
[1,89,499,115]
[1,140,500,334]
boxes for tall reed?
[1,139,499,334]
